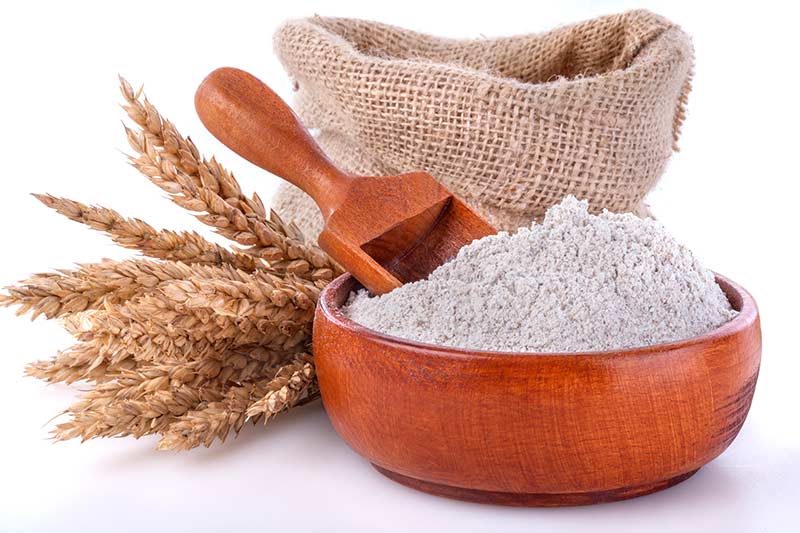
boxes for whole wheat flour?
[343,196,736,352]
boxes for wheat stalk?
[1,258,192,319]
[64,301,307,364]
[156,354,317,451]
[119,77,341,284]
[25,344,137,385]
[53,378,225,441]
[28,328,177,384]
[52,354,290,442]
[1,76,332,451]
[155,382,268,451]
[159,276,315,324]
[30,325,294,388]
[1,258,320,321]
[126,269,318,353]
[246,354,318,420]
[34,194,260,272]
[1,267,135,320]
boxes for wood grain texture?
[373,465,700,507]
[312,274,761,506]
[195,68,496,295]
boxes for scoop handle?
[195,67,350,219]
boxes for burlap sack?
[271,9,693,237]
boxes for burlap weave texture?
[271,10,694,237]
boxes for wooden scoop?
[195,67,496,294]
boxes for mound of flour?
[343,196,737,352]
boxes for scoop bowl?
[312,273,761,506]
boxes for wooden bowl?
[312,274,761,506]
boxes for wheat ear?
[53,375,225,441]
[34,194,260,272]
[51,355,288,442]
[64,301,306,364]
[119,77,341,284]
[156,354,317,451]
[127,270,318,353]
[25,343,137,385]
[1,258,190,319]
[246,354,318,420]
[1,258,319,321]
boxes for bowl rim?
[316,272,759,360]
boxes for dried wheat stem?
[64,304,305,364]
[1,266,136,320]
[31,331,291,389]
[1,258,184,319]
[156,354,317,451]
[27,330,152,384]
[6,78,337,451]
[161,275,317,322]
[25,344,136,385]
[246,354,317,420]
[56,313,305,390]
[51,356,287,442]
[119,76,341,283]
[1,259,302,321]
[130,298,309,355]
[125,128,338,282]
[129,270,319,352]
[53,381,224,441]
[34,194,260,271]
[154,382,268,450]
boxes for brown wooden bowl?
[312,273,761,506]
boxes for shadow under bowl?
[312,273,761,506]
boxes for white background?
[1,1,798,531]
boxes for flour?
[343,196,737,353]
